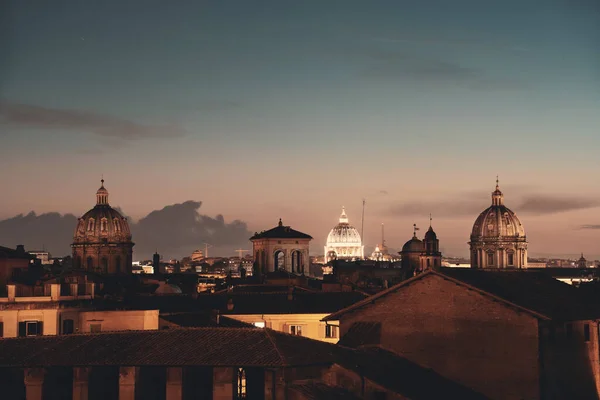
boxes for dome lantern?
[96,179,109,206]
[492,176,504,206]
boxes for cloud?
[387,193,600,218]
[0,101,186,140]
[356,47,523,90]
[0,201,253,259]
[379,190,389,195]
[580,225,600,230]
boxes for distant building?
[0,245,33,286]
[72,179,134,274]
[27,250,53,265]
[191,249,204,261]
[324,207,364,262]
[250,219,312,275]
[469,179,528,269]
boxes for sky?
[1,0,599,259]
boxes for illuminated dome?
[469,179,528,269]
[324,207,364,261]
[72,179,134,274]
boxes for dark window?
[0,321,3,337]
[236,368,246,399]
[584,324,590,342]
[62,319,75,335]
[507,253,514,266]
[18,321,43,337]
[566,323,573,339]
[487,252,494,266]
[325,325,338,339]
[289,325,303,336]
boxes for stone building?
[250,219,311,275]
[72,180,134,274]
[324,268,600,399]
[324,207,364,262]
[469,179,528,269]
[399,222,442,275]
[0,245,33,286]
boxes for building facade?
[72,180,134,274]
[324,207,364,262]
[469,180,528,269]
[250,219,312,275]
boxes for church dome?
[326,208,362,246]
[424,226,437,241]
[73,180,132,244]
[324,207,364,260]
[402,236,424,253]
[470,182,525,240]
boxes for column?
[24,368,45,400]
[166,367,182,400]
[119,367,137,400]
[73,367,90,400]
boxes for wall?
[337,274,541,400]
[0,309,59,337]
[227,313,340,343]
[78,310,159,333]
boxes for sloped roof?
[250,222,312,240]
[159,312,253,328]
[337,322,381,348]
[324,269,600,322]
[0,328,339,368]
[288,381,363,399]
[336,346,487,400]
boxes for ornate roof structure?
[249,219,312,240]
[324,207,364,260]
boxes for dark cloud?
[580,225,600,230]
[0,201,252,259]
[388,193,600,218]
[379,190,389,195]
[0,101,186,140]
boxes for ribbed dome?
[326,207,362,245]
[73,180,132,244]
[470,183,525,240]
[402,236,424,253]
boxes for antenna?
[381,223,385,247]
[203,242,213,258]
[361,198,366,245]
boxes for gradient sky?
[1,0,599,259]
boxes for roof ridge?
[264,328,287,366]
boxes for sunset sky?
[1,0,599,259]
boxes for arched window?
[87,218,95,231]
[507,252,515,266]
[100,218,107,232]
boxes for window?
[62,319,75,335]
[100,218,107,231]
[584,324,590,342]
[0,321,3,338]
[566,323,573,339]
[87,218,95,231]
[487,252,494,266]
[289,325,303,336]
[236,368,246,399]
[507,253,515,266]
[325,325,338,339]
[18,321,43,337]
[253,322,265,328]
[114,219,121,232]
[90,324,102,333]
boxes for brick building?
[324,268,600,399]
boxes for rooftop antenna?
[381,223,385,247]
[203,242,213,258]
[361,198,366,245]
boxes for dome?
[402,236,424,253]
[324,207,364,260]
[470,183,525,240]
[73,180,132,244]
[424,226,437,241]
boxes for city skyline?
[1,0,599,258]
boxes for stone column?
[24,368,45,400]
[73,367,90,400]
[166,367,182,400]
[119,366,137,400]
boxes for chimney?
[16,245,25,254]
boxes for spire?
[429,213,432,227]
[339,206,349,223]
[278,218,283,227]
[96,178,109,206]
[492,176,504,206]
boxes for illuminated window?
[87,218,95,231]
[253,322,265,328]
[100,218,107,231]
[236,368,246,399]
[289,325,303,336]
[325,325,338,338]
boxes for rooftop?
[0,327,339,368]
[250,219,312,240]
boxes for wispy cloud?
[580,225,600,230]
[388,192,600,218]
[0,101,186,140]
